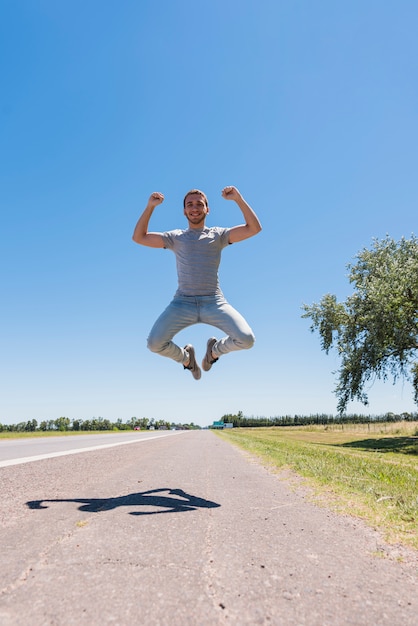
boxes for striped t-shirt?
[162,226,231,296]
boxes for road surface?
[0,431,182,467]
[0,430,416,625]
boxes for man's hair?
[183,189,208,208]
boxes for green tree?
[303,235,418,413]
[55,417,70,431]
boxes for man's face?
[184,193,209,227]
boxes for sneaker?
[183,344,201,380]
[202,337,219,372]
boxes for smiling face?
[183,191,209,228]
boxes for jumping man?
[132,186,262,380]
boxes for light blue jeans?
[147,294,255,364]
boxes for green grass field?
[215,422,418,551]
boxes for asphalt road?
[0,431,183,466]
[0,430,416,625]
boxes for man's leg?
[147,297,201,379]
[200,296,255,360]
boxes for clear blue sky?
[1,1,417,427]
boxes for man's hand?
[148,192,164,208]
[221,186,242,202]
[132,192,165,248]
[223,186,262,244]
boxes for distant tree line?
[218,411,418,428]
[4,412,417,433]
[0,416,201,433]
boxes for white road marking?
[0,432,186,468]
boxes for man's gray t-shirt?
[162,226,231,296]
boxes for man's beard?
[187,215,205,226]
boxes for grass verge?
[215,423,418,551]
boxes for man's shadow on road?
[26,488,221,516]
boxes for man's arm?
[221,186,262,243]
[132,192,165,248]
